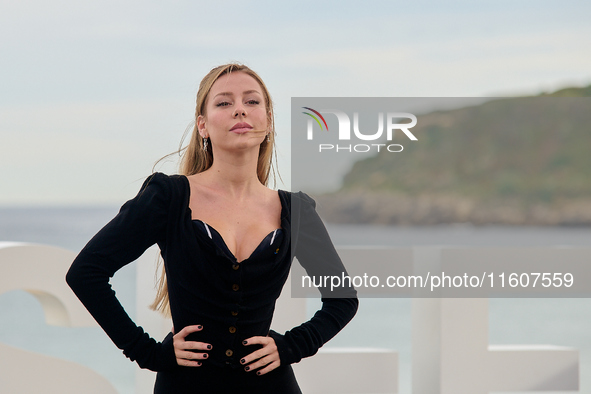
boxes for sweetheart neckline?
[192,219,282,263]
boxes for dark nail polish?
[207,344,212,350]
[245,366,250,371]
[197,362,201,366]
[242,340,247,345]
[203,354,208,358]
[256,371,261,376]
[197,325,202,329]
[240,358,245,364]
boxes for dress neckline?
[192,219,282,263]
[180,175,288,263]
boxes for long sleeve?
[270,192,358,365]
[65,173,177,371]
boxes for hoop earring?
[203,137,208,152]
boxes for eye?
[216,101,231,107]
[246,99,260,105]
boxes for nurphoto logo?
[301,107,418,153]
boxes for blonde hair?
[151,63,278,315]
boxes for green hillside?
[318,86,591,225]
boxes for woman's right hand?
[172,325,212,367]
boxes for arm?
[65,173,177,371]
[269,192,359,365]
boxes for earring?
[203,137,208,152]
[267,132,271,142]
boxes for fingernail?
[240,358,245,364]
[203,354,208,358]
[245,366,250,371]
[197,362,202,366]
[242,340,247,345]
[207,344,212,350]
[197,325,202,329]
[256,371,261,376]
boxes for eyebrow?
[213,89,262,98]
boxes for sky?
[1,0,590,205]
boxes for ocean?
[1,206,590,393]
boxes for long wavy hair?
[151,63,277,315]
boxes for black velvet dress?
[66,173,358,393]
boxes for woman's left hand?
[240,336,280,375]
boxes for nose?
[233,104,246,118]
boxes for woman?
[66,63,358,393]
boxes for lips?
[230,122,253,134]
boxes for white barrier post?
[0,242,118,394]
[412,247,580,394]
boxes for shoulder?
[128,173,189,215]
[280,190,316,209]
[279,191,321,230]
[140,172,184,188]
[139,172,187,197]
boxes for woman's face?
[198,71,268,153]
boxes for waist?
[180,318,270,368]
[155,363,301,393]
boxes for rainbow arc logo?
[301,107,329,131]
